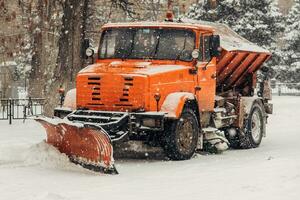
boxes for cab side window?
[198,35,203,61]
[203,35,211,62]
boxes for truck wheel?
[239,102,265,149]
[163,108,199,160]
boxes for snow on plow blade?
[35,117,118,174]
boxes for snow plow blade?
[35,117,118,174]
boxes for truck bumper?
[55,109,166,141]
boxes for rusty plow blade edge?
[35,117,118,174]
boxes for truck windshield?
[99,28,195,61]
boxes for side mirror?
[261,66,269,73]
[210,35,221,57]
[85,47,94,58]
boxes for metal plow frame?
[35,117,118,174]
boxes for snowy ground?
[0,96,300,200]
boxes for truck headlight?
[142,118,156,127]
[142,118,162,128]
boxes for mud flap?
[35,117,118,174]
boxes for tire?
[238,102,265,149]
[162,107,199,160]
[224,130,242,149]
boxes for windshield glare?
[99,28,195,61]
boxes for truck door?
[196,33,216,112]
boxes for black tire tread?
[239,102,265,149]
[163,107,199,160]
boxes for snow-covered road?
[0,96,300,200]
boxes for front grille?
[115,76,134,106]
[124,82,133,86]
[88,82,100,85]
[88,75,101,104]
[115,104,133,107]
[88,103,104,106]
[124,76,133,81]
[77,74,145,111]
[88,76,101,81]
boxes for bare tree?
[19,0,63,97]
[110,0,136,19]
[44,0,137,115]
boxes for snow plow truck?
[36,19,273,174]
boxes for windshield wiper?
[174,34,187,62]
[149,31,161,59]
[122,30,136,60]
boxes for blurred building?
[0,0,25,98]
[0,0,27,62]
[0,61,16,98]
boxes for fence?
[271,83,300,96]
[0,98,45,124]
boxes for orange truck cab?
[54,20,272,161]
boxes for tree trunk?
[28,0,45,98]
[44,0,90,116]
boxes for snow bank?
[32,193,68,200]
[0,140,86,173]
[1,97,300,200]
[23,142,73,169]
